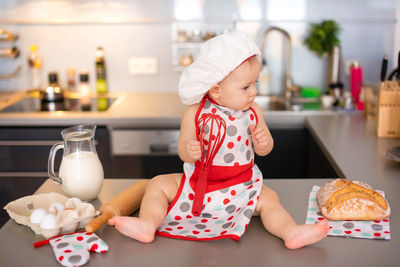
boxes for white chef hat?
[178,30,261,105]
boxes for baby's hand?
[186,139,202,161]
[249,124,269,151]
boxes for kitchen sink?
[255,95,322,111]
[255,96,288,111]
[290,96,322,111]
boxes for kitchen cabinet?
[0,123,337,179]
[255,128,307,178]
[0,176,46,228]
[255,128,338,179]
[112,155,183,178]
[111,127,338,179]
[0,126,112,177]
[306,130,339,178]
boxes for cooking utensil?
[192,111,226,216]
[85,179,148,233]
[387,50,400,81]
[380,55,388,83]
[41,72,64,102]
[397,50,400,82]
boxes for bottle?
[350,61,363,110]
[258,59,270,96]
[328,46,341,86]
[78,71,92,111]
[65,68,79,111]
[95,47,108,111]
[66,68,77,93]
[27,45,43,90]
[95,47,107,94]
[328,45,343,104]
[96,95,108,111]
[338,90,354,111]
[329,82,343,107]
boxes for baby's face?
[215,56,260,111]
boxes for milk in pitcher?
[59,151,104,200]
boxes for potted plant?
[304,20,342,101]
[304,20,341,58]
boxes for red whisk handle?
[192,167,208,216]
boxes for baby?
[109,31,329,249]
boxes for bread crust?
[317,179,390,221]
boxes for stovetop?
[0,96,117,113]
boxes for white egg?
[40,214,57,229]
[66,197,82,209]
[30,208,47,224]
[48,202,65,214]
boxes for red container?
[350,61,363,110]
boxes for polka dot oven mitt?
[35,231,108,267]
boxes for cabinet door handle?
[150,144,169,154]
[0,140,99,146]
[0,172,48,177]
[0,140,58,146]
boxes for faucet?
[259,26,297,99]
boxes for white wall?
[0,0,398,94]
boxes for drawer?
[0,126,112,177]
[111,129,180,155]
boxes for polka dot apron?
[156,96,263,241]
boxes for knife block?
[377,81,400,138]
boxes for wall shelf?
[0,66,21,79]
[0,48,20,58]
[0,35,18,42]
[0,29,20,80]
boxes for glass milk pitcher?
[48,125,104,200]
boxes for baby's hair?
[245,55,260,65]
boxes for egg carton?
[3,192,99,239]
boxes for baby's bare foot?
[108,216,156,243]
[284,219,330,249]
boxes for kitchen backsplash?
[0,0,398,95]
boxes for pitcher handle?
[48,142,64,184]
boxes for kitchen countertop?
[0,92,186,128]
[0,93,399,266]
[306,115,400,198]
[0,91,341,128]
[0,178,399,267]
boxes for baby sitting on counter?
[108,31,329,249]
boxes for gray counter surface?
[306,115,400,198]
[0,92,187,128]
[1,178,399,267]
[0,95,399,266]
[0,91,339,128]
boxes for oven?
[110,129,183,178]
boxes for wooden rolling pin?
[85,179,149,233]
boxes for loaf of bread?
[317,179,390,220]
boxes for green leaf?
[304,20,341,57]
